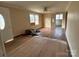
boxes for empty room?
[0,1,79,57]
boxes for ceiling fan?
[43,6,52,12]
[44,7,48,11]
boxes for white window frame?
[29,14,39,25]
[29,14,35,23]
[56,13,63,20]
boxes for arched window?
[0,14,5,30]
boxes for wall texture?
[66,2,79,56]
[9,8,29,37]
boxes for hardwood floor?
[5,36,68,57]
[5,35,32,55]
[40,27,67,41]
[52,27,67,41]
[40,27,71,56]
[5,27,69,57]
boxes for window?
[29,14,35,23]
[60,14,63,19]
[35,14,39,25]
[29,14,39,25]
[0,14,5,30]
[56,14,60,20]
[56,14,63,20]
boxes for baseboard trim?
[14,33,25,38]
[66,39,72,57]
[5,38,14,43]
[5,33,25,44]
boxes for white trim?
[5,38,14,43]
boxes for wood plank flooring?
[5,36,68,57]
[40,27,67,41]
[5,27,69,57]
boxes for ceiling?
[1,1,70,13]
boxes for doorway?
[55,13,64,27]
[0,14,6,56]
[0,7,13,56]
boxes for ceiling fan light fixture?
[44,7,47,11]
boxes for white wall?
[0,7,13,43]
[0,33,4,56]
[44,14,52,28]
[66,2,79,56]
